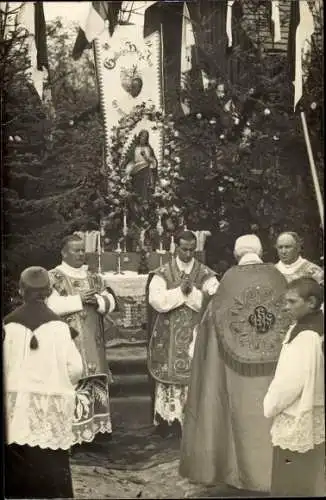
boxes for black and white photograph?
[2,1,324,498]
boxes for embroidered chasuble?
[147,257,217,426]
[48,264,116,444]
[148,258,216,385]
[179,264,291,492]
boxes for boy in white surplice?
[264,277,324,497]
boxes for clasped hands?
[80,289,98,306]
[180,276,193,296]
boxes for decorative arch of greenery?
[102,102,186,245]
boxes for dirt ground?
[70,425,266,499]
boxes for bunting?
[288,0,315,110]
[271,0,281,43]
[72,1,122,60]
[226,0,235,48]
[180,2,195,91]
[17,2,49,101]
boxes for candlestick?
[97,232,102,273]
[114,242,124,274]
[97,231,101,254]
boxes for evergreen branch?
[7,178,87,212]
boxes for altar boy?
[264,277,325,497]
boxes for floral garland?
[105,102,184,227]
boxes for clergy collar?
[59,261,88,278]
[276,255,305,275]
[175,256,195,274]
[238,253,263,265]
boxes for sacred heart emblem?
[120,66,143,98]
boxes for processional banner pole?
[300,110,324,233]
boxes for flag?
[271,0,281,43]
[226,0,235,47]
[288,0,315,110]
[180,2,195,90]
[72,1,122,60]
[17,2,49,101]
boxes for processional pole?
[300,110,324,233]
[160,22,165,115]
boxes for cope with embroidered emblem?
[248,305,275,334]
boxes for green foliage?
[2,7,323,312]
[3,17,105,312]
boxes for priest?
[179,234,290,493]
[47,234,117,446]
[147,230,219,436]
[275,231,323,285]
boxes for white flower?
[174,130,180,137]
[234,117,240,125]
[209,118,217,125]
[69,119,74,126]
[174,156,181,163]
[220,134,225,140]
[219,220,229,230]
[273,135,280,141]
[218,186,225,192]
[243,127,251,137]
[164,148,170,156]
[310,102,317,110]
[196,113,202,119]
[160,179,170,188]
[263,108,271,116]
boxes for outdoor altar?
[85,239,206,345]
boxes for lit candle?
[157,215,163,236]
[140,229,145,249]
[97,232,101,254]
[169,235,175,254]
[117,241,121,252]
[123,212,127,229]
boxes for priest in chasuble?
[179,235,291,493]
[47,234,117,445]
[147,230,219,435]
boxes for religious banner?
[94,13,163,176]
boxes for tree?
[2,14,106,313]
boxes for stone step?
[110,373,150,398]
[106,346,148,375]
[110,395,152,427]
